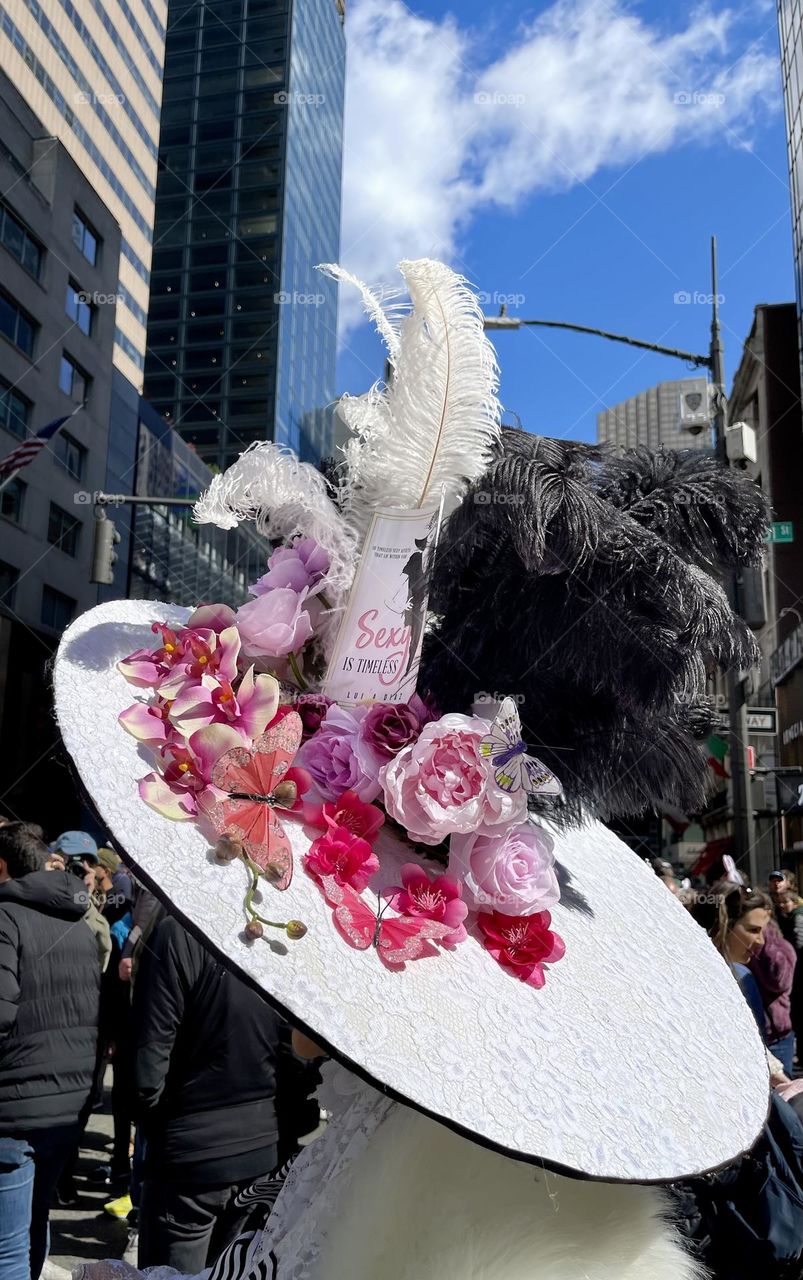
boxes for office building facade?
[0,0,166,384]
[0,70,122,827]
[596,377,712,451]
[144,0,345,469]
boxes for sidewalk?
[48,1084,136,1278]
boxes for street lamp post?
[485,235,757,879]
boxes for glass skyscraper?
[778,0,803,390]
[144,0,345,469]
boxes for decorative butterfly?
[480,697,563,800]
[210,711,303,889]
[318,874,452,969]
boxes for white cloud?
[338,0,779,329]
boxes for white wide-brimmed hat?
[53,259,770,1185]
[55,599,768,1182]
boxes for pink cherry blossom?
[389,863,468,942]
[303,824,379,891]
[308,790,385,842]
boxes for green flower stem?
[243,857,290,931]
[288,651,309,691]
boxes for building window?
[0,477,26,525]
[47,503,81,556]
[0,290,37,357]
[0,202,42,278]
[59,354,90,403]
[54,430,86,481]
[41,584,76,630]
[65,280,94,336]
[0,378,31,439]
[71,209,99,265]
[0,560,18,609]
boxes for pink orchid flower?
[118,695,176,746]
[138,723,242,821]
[388,863,468,943]
[118,622,187,688]
[159,625,241,698]
[168,668,280,741]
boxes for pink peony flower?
[313,790,385,842]
[450,822,560,916]
[303,824,379,891]
[360,697,431,760]
[389,863,468,942]
[235,586,316,659]
[380,713,524,845]
[477,910,565,988]
[250,538,330,595]
[296,705,382,802]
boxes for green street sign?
[765,522,795,544]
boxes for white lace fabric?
[72,1064,393,1280]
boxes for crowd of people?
[0,818,320,1280]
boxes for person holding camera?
[0,821,101,1279]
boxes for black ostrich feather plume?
[420,429,769,822]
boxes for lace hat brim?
[54,598,769,1183]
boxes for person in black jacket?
[133,914,286,1272]
[0,822,100,1280]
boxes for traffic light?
[90,509,121,584]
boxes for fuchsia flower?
[168,668,280,741]
[293,693,334,742]
[359,697,432,760]
[477,910,565,989]
[138,724,243,821]
[296,705,382,802]
[303,825,379,891]
[389,863,467,943]
[235,587,317,659]
[312,790,385,842]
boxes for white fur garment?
[317,1105,704,1280]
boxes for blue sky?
[335,0,792,444]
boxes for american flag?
[0,416,72,484]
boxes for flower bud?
[244,919,264,940]
[214,835,243,864]
[263,862,284,884]
[285,919,307,940]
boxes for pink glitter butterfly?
[318,873,452,969]
[210,712,303,889]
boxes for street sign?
[714,708,777,734]
[765,522,795,544]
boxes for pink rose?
[235,586,316,658]
[388,863,468,942]
[379,713,524,845]
[303,824,379,891]
[450,822,560,916]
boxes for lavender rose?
[250,538,330,596]
[296,705,382,802]
[450,822,560,916]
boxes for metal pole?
[709,235,757,880]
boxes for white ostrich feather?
[320,258,502,537]
[193,442,357,602]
